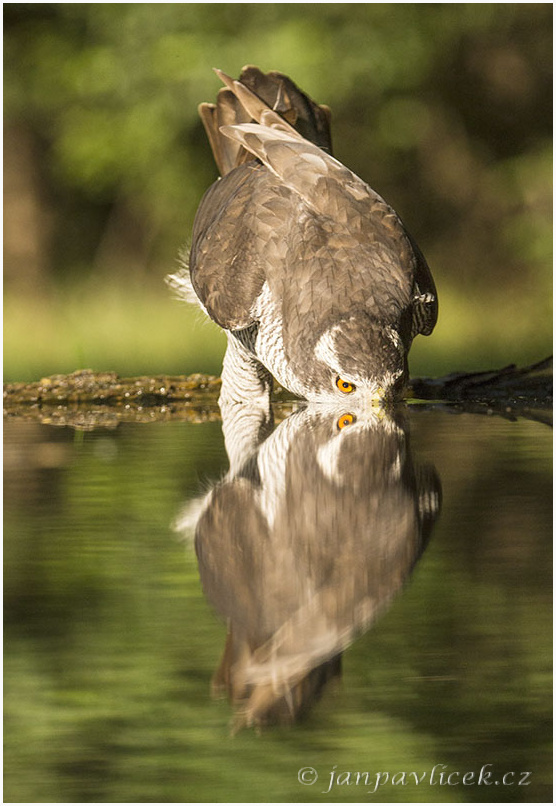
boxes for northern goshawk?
[175,404,441,728]
[170,66,438,404]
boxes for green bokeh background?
[3,3,552,382]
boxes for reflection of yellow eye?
[337,413,356,430]
[336,377,356,394]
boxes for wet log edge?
[3,357,552,429]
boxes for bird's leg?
[219,334,274,475]
[219,333,273,406]
[170,337,273,539]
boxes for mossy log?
[410,356,552,424]
[3,358,552,429]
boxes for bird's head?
[311,313,408,405]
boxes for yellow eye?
[336,376,356,394]
[337,412,356,430]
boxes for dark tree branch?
[409,356,552,424]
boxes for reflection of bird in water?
[175,403,441,731]
[169,66,438,406]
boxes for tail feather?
[200,65,333,177]
[199,87,253,176]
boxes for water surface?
[3,405,552,803]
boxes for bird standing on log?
[170,66,438,406]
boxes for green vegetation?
[3,278,226,381]
[3,4,552,380]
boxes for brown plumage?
[175,65,438,403]
[189,406,441,729]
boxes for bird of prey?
[170,65,438,404]
[175,403,441,729]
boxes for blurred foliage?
[3,412,552,802]
[3,3,552,380]
[3,277,227,381]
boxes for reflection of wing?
[190,405,441,730]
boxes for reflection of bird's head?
[312,312,408,404]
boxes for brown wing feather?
[405,231,438,337]
[191,67,336,329]
[190,162,301,331]
[199,65,333,178]
[190,66,437,349]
